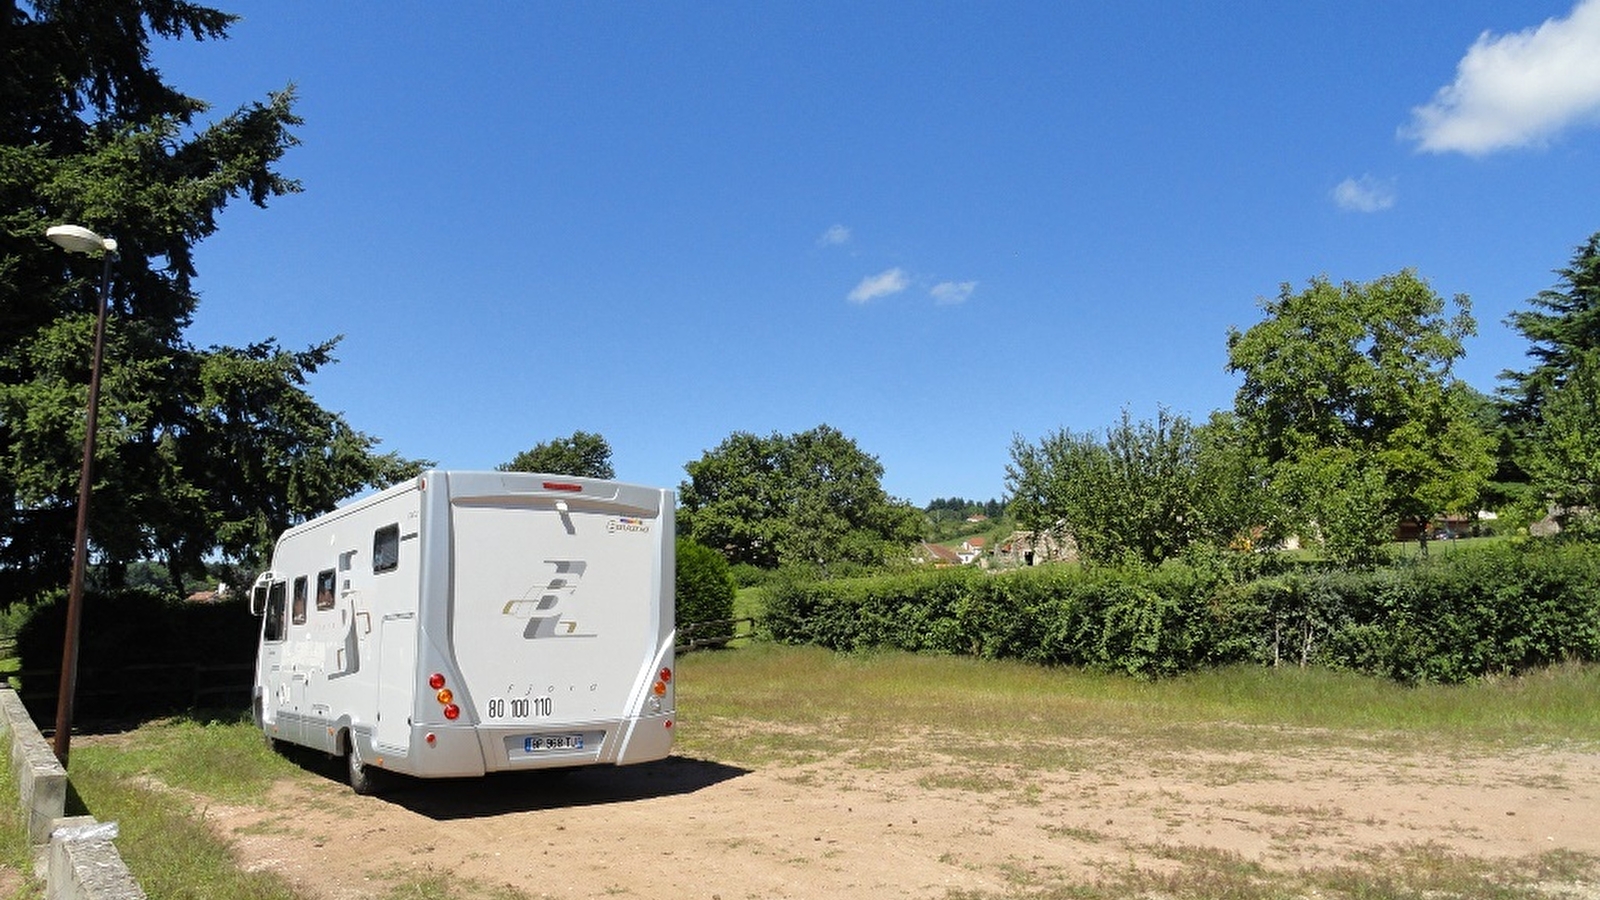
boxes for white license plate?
[524,734,584,752]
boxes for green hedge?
[761,542,1600,682]
[15,587,259,719]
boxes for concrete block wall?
[0,687,66,844]
[1,687,147,899]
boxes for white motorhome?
[248,470,676,793]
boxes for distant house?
[185,582,230,603]
[919,542,963,566]
[995,529,1078,567]
[957,537,987,565]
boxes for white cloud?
[817,224,851,247]
[1332,175,1397,212]
[930,280,977,305]
[847,268,910,304]
[1403,0,1600,155]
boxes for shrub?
[758,541,1600,683]
[16,587,258,719]
[676,539,736,643]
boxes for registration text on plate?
[525,734,584,752]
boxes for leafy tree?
[1006,408,1263,566]
[1226,271,1494,564]
[0,1,426,599]
[678,424,921,571]
[498,430,615,479]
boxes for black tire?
[347,742,380,795]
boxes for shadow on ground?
[284,748,751,820]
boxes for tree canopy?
[1,0,426,598]
[678,424,921,571]
[498,430,616,480]
[1226,271,1493,563]
[1007,408,1264,566]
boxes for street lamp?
[44,224,118,766]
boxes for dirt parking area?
[202,728,1600,899]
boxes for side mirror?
[249,572,272,616]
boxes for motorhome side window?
[373,524,400,574]
[263,581,287,642]
[292,576,308,625]
[316,569,336,610]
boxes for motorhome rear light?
[428,673,446,690]
[665,720,673,729]
[425,732,436,745]
[652,680,667,696]
[543,481,583,492]
[436,688,453,704]
[659,667,672,683]
[443,703,460,720]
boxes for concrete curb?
[0,687,66,844]
[1,687,146,899]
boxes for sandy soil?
[195,728,1600,900]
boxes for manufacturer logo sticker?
[501,559,592,638]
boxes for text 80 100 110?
[485,696,553,719]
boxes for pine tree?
[0,1,426,599]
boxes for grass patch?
[0,763,41,899]
[675,644,1600,769]
[59,758,306,900]
[372,866,533,900]
[950,843,1597,900]
[52,711,311,900]
[72,711,290,803]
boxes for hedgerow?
[760,541,1600,682]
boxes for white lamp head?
[46,224,117,256]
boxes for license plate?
[524,734,584,752]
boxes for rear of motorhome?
[248,471,675,792]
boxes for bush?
[15,587,259,719]
[676,539,736,643]
[758,541,1600,683]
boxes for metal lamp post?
[44,224,118,766]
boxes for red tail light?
[428,672,458,720]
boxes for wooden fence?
[677,617,756,652]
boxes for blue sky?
[152,1,1600,506]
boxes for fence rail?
[677,617,755,652]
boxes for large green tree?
[1,1,425,598]
[678,424,921,571]
[1500,232,1600,425]
[1499,232,1600,529]
[498,430,615,479]
[1006,408,1265,566]
[1227,271,1493,564]
[1519,349,1600,531]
